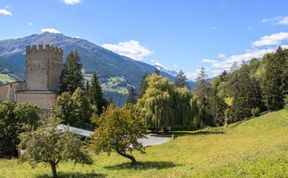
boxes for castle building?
[0,44,63,111]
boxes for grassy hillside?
[0,110,287,178]
[0,74,16,84]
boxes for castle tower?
[25,44,63,91]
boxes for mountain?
[153,63,178,77]
[0,33,183,105]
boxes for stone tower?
[25,44,63,91]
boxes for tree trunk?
[116,149,137,166]
[49,162,57,178]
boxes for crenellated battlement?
[25,44,63,91]
[26,44,63,56]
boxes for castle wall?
[0,82,25,102]
[16,91,58,110]
[25,44,63,91]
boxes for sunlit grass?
[1,110,288,177]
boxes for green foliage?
[87,73,107,115]
[175,70,188,88]
[230,64,263,122]
[1,110,288,177]
[251,107,260,117]
[0,101,39,156]
[90,104,145,165]
[59,51,84,93]
[208,88,228,126]
[138,72,148,98]
[137,73,198,131]
[18,117,92,177]
[53,87,93,129]
[261,47,288,111]
[126,86,137,104]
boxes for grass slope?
[1,110,288,178]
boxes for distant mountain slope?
[0,33,190,105]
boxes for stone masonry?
[0,44,63,111]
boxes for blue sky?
[1,0,288,79]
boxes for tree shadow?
[36,172,106,178]
[105,161,180,170]
[155,130,225,137]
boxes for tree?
[261,51,284,111]
[88,73,107,115]
[193,67,213,126]
[90,104,145,165]
[59,51,84,93]
[138,72,148,98]
[72,87,92,129]
[53,88,92,129]
[137,73,174,131]
[231,64,263,121]
[175,70,188,88]
[0,101,39,156]
[193,67,209,98]
[126,86,137,104]
[208,88,228,126]
[18,118,92,178]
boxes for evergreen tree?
[59,51,84,93]
[261,50,284,111]
[208,88,228,126]
[88,73,107,115]
[231,64,263,121]
[138,72,148,98]
[193,67,209,98]
[126,86,137,104]
[175,70,188,88]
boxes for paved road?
[138,134,171,146]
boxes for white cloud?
[262,16,288,25]
[202,58,217,64]
[41,28,61,34]
[218,53,226,58]
[62,0,82,5]
[0,8,12,16]
[28,22,33,26]
[252,32,288,47]
[185,68,202,80]
[102,40,152,60]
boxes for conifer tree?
[175,70,188,88]
[231,64,263,121]
[59,51,84,93]
[261,50,284,111]
[138,72,148,98]
[126,86,137,104]
[88,73,107,115]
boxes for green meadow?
[1,110,287,178]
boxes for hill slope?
[1,110,287,177]
[0,33,183,105]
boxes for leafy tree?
[53,88,92,129]
[137,73,174,131]
[0,101,17,156]
[175,70,188,88]
[126,86,137,104]
[0,101,39,156]
[59,51,84,93]
[19,118,92,178]
[14,103,40,128]
[88,73,107,115]
[90,104,145,165]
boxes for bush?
[251,107,260,117]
